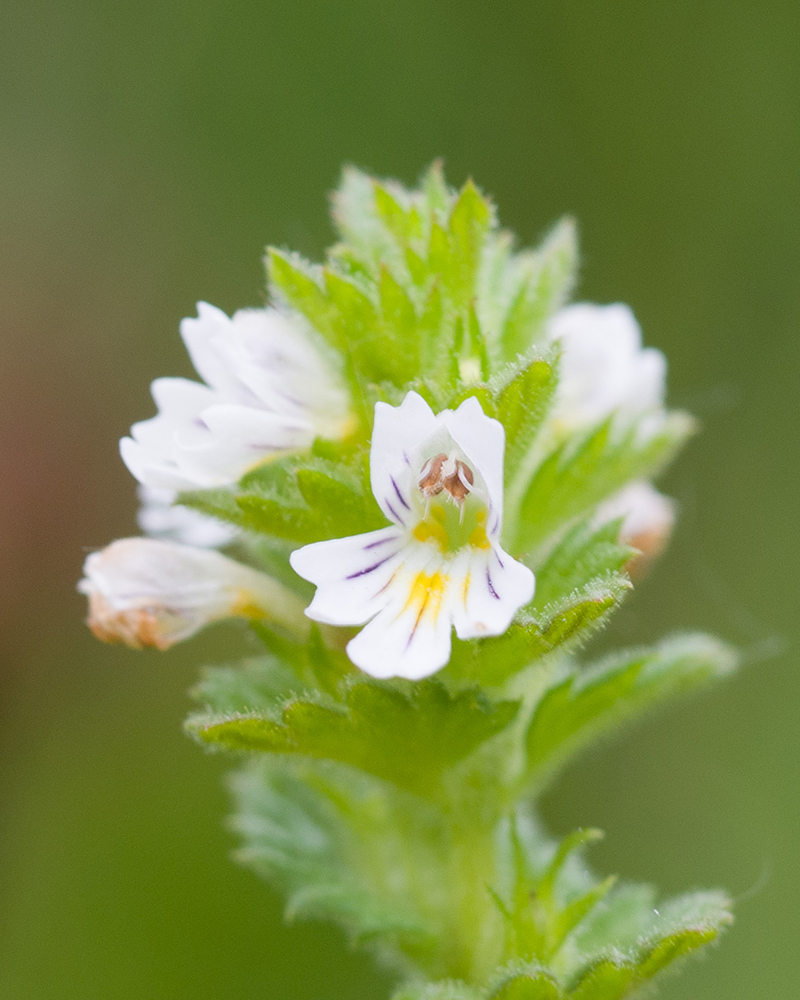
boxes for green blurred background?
[1,1,797,996]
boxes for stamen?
[443,460,474,504]
[418,453,448,497]
[417,452,475,507]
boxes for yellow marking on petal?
[413,518,449,551]
[230,590,265,620]
[401,570,447,621]
[462,572,471,606]
[468,510,491,550]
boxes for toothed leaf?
[525,634,738,787]
[513,412,694,556]
[190,679,519,797]
[499,217,578,363]
[447,577,629,687]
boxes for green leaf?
[322,267,384,374]
[428,220,451,285]
[230,761,431,946]
[568,883,657,957]
[267,248,339,348]
[379,264,421,375]
[525,634,738,788]
[445,180,494,308]
[531,519,635,610]
[422,159,453,220]
[178,487,249,529]
[295,465,386,536]
[446,577,629,688]
[189,679,519,797]
[568,962,634,1000]
[419,280,446,370]
[498,217,577,363]
[567,890,732,998]
[512,411,695,556]
[492,826,616,965]
[191,655,309,715]
[495,355,558,481]
[249,620,354,697]
[236,494,321,542]
[374,182,423,245]
[392,984,482,1000]
[328,167,409,277]
[529,829,614,961]
[232,454,385,543]
[489,971,562,1000]
[241,534,313,596]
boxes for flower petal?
[180,302,248,398]
[443,396,506,526]
[173,405,314,485]
[548,303,666,429]
[370,392,438,524]
[345,559,458,680]
[290,527,407,626]
[451,545,534,640]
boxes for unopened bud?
[79,538,308,650]
[596,482,676,578]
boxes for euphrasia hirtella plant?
[81,165,736,1000]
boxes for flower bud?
[79,538,308,649]
[547,303,666,433]
[595,481,676,578]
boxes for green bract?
[170,164,733,997]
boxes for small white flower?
[290,392,534,680]
[79,538,308,650]
[120,303,353,490]
[595,480,676,574]
[547,303,666,432]
[137,485,238,549]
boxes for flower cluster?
[81,296,673,676]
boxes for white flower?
[120,303,353,490]
[137,485,238,549]
[79,538,308,650]
[595,480,676,575]
[290,392,535,680]
[547,303,666,432]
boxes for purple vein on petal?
[365,534,397,550]
[346,552,399,579]
[390,475,410,510]
[486,565,500,600]
[386,500,405,525]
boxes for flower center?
[417,452,475,505]
[413,453,489,553]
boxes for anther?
[443,460,474,504]
[418,453,448,497]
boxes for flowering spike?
[83,165,738,999]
